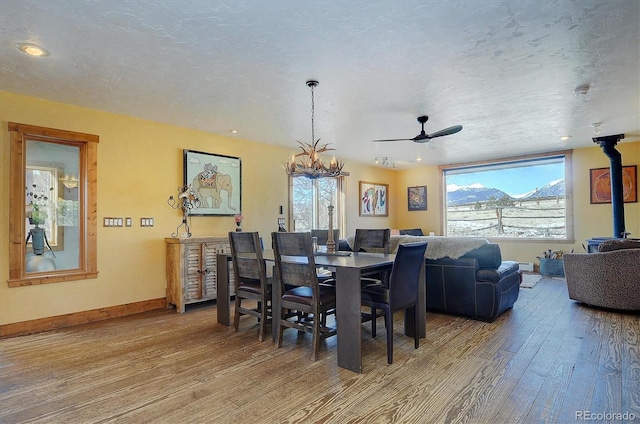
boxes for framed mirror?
[8,123,98,287]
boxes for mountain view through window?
[443,155,571,240]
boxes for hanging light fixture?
[284,80,346,179]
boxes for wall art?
[589,165,637,204]
[184,149,242,216]
[359,181,388,216]
[408,185,427,211]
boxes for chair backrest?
[388,242,428,309]
[353,228,391,254]
[228,231,268,287]
[310,229,340,246]
[399,228,424,236]
[271,232,319,290]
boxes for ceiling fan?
[373,115,462,143]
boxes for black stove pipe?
[593,134,626,238]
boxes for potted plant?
[26,184,53,227]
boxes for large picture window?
[290,176,345,237]
[441,151,573,241]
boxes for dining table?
[216,250,426,373]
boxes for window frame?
[288,176,346,237]
[8,122,99,287]
[439,150,574,242]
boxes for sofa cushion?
[597,239,640,252]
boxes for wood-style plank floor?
[1,277,638,424]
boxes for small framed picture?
[407,186,427,211]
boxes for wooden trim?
[8,122,99,143]
[9,129,26,280]
[437,149,573,172]
[7,271,99,287]
[0,298,167,338]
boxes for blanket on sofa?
[345,235,488,260]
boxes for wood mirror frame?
[8,123,99,287]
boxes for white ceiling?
[1,0,639,168]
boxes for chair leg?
[386,309,393,364]
[258,299,268,342]
[276,309,284,348]
[311,312,320,362]
[233,297,242,333]
[414,305,420,349]
[371,307,377,338]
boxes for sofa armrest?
[462,243,502,269]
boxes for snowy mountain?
[523,179,565,198]
[446,184,512,206]
[447,179,565,206]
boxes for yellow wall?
[0,92,398,325]
[1,91,639,326]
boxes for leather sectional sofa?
[340,235,520,322]
[425,243,520,322]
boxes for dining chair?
[361,241,428,364]
[353,228,392,288]
[271,231,337,361]
[353,228,391,254]
[228,231,272,342]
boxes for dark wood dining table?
[216,250,426,373]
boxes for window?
[290,176,345,236]
[8,123,98,287]
[441,151,573,241]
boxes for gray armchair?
[563,245,640,311]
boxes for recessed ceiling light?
[16,43,49,57]
[560,135,572,141]
[229,130,238,134]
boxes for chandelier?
[285,80,346,179]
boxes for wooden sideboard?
[165,236,234,313]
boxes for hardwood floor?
[0,277,638,423]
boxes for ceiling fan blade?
[372,138,414,142]
[427,125,463,139]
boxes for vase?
[236,222,242,232]
[29,227,46,255]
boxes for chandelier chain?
[311,82,315,142]
[284,80,345,179]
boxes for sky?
[446,162,565,197]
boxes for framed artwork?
[408,186,427,211]
[589,165,637,204]
[359,181,388,216]
[184,149,242,216]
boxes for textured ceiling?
[1,0,639,168]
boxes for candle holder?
[326,204,336,253]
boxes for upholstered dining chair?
[228,231,272,342]
[271,231,337,361]
[361,241,428,364]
